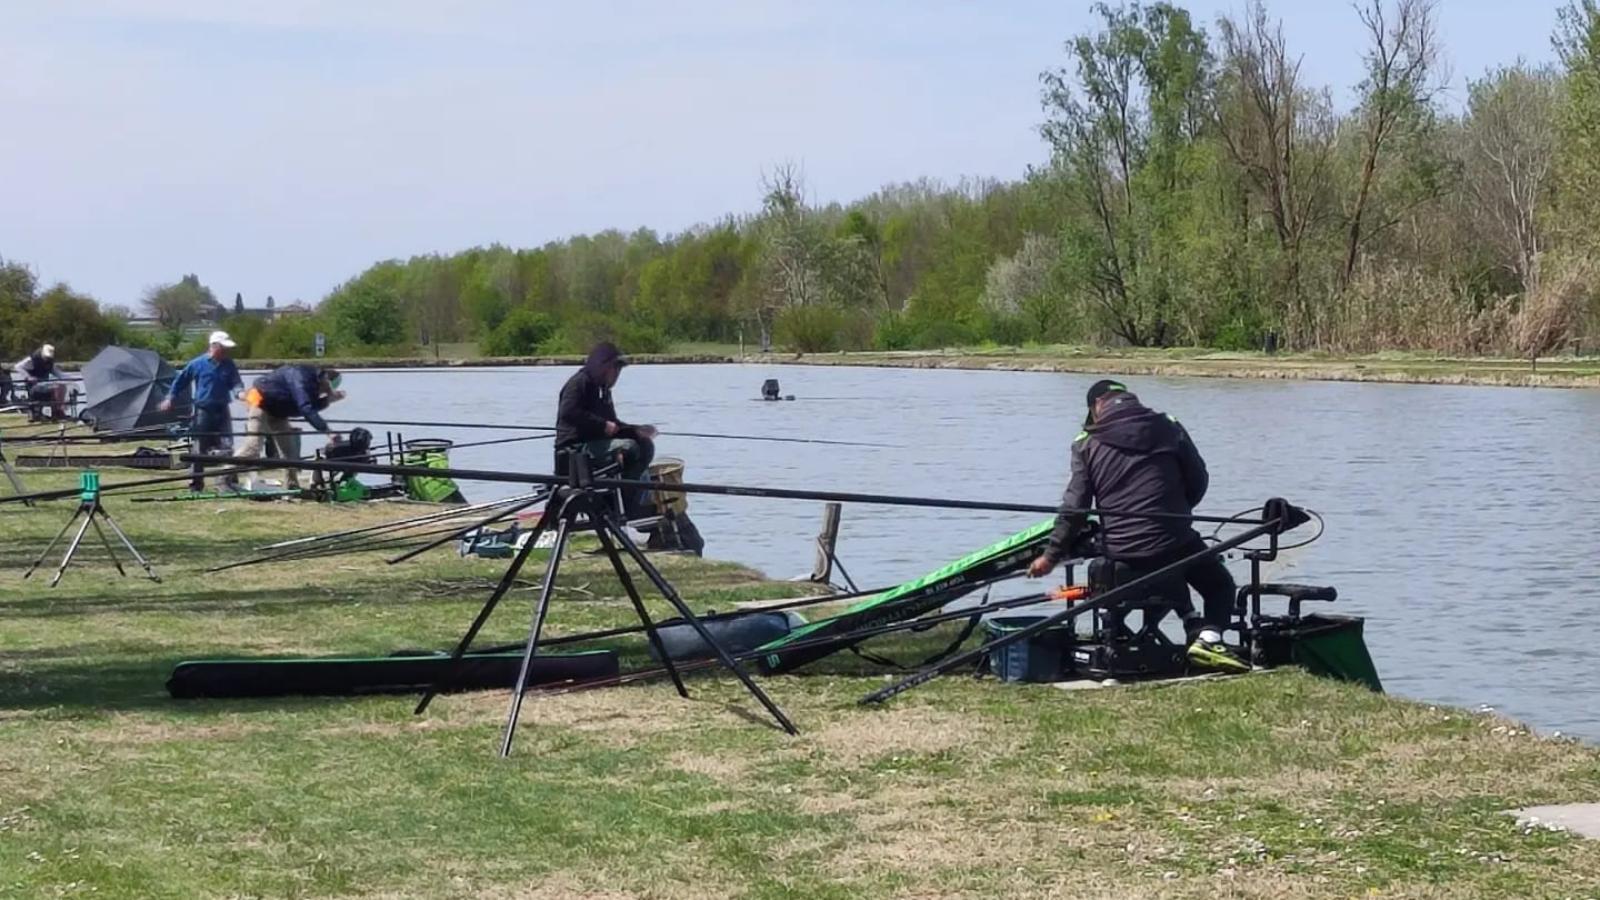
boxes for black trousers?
[1099,532,1237,638]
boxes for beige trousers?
[238,407,303,489]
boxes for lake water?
[322,364,1600,741]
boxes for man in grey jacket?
[1028,380,1246,672]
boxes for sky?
[0,0,1569,309]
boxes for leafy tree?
[322,278,408,348]
[1554,0,1600,250]
[142,274,216,330]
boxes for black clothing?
[1045,394,1210,563]
[21,352,55,385]
[252,365,331,432]
[1092,534,1236,637]
[554,344,634,451]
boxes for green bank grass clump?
[3,433,1600,898]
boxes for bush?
[983,313,1029,347]
[481,308,557,356]
[775,306,848,353]
[872,312,918,351]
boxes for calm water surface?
[327,365,1600,740]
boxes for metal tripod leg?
[22,505,85,580]
[499,515,574,758]
[48,509,97,588]
[586,508,690,699]
[414,495,561,715]
[0,442,31,506]
[388,490,549,565]
[602,513,799,736]
[97,506,160,582]
[88,512,127,577]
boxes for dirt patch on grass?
[666,749,751,782]
[808,705,1009,764]
[84,716,270,746]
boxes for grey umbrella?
[79,346,181,432]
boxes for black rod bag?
[166,650,619,699]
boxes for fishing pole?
[177,453,1278,527]
[549,585,1061,695]
[323,418,895,449]
[476,573,1016,656]
[255,492,546,551]
[858,506,1299,706]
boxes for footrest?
[1255,583,1337,603]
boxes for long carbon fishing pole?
[322,418,896,449]
[181,454,1271,527]
[477,572,1020,656]
[256,492,546,551]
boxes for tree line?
[6,0,1600,362]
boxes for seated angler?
[12,343,66,422]
[554,342,657,516]
[1027,379,1248,673]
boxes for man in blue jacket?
[160,330,244,492]
[237,364,344,490]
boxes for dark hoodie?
[554,342,633,450]
[1043,392,1209,563]
[251,365,331,432]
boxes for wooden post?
[810,502,842,583]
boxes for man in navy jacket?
[237,364,344,490]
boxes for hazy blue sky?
[1,1,1566,308]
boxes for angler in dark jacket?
[1028,379,1246,673]
[237,365,345,490]
[555,342,657,514]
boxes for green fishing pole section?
[757,519,1056,674]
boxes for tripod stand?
[417,458,797,757]
[0,433,31,506]
[23,472,160,587]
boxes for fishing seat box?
[981,615,1075,683]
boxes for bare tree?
[1214,2,1337,334]
[1341,0,1444,287]
[1460,64,1559,289]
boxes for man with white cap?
[12,343,63,422]
[161,330,244,492]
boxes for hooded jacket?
[250,365,331,432]
[1044,393,1209,563]
[554,343,633,450]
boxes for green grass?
[4,418,1600,897]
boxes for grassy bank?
[3,426,1600,898]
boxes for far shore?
[55,345,1600,388]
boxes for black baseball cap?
[1085,379,1127,408]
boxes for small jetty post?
[810,502,844,585]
